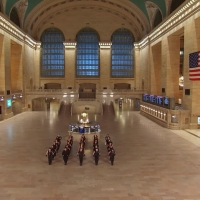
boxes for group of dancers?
[105,134,116,165]
[45,134,62,165]
[45,133,116,165]
[62,134,74,165]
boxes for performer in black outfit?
[93,134,98,141]
[62,147,69,165]
[77,148,84,166]
[93,148,100,165]
[56,134,62,144]
[46,148,54,165]
[108,149,116,165]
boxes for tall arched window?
[41,28,65,77]
[111,29,134,78]
[76,28,99,77]
[10,7,20,27]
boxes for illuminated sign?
[142,94,170,109]
[6,99,12,108]
[198,117,200,125]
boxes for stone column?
[10,43,22,91]
[134,43,150,91]
[34,46,41,89]
[4,36,13,118]
[162,35,180,101]
[150,42,161,95]
[134,48,140,90]
[0,34,5,91]
[183,17,200,128]
[99,45,111,89]
[64,43,76,90]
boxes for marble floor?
[1,104,200,200]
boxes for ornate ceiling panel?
[5,0,167,23]
[4,0,168,40]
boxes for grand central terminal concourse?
[0,0,200,199]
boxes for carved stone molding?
[1,0,5,13]
[14,0,28,28]
[145,1,160,30]
[135,0,200,50]
[165,0,172,15]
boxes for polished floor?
[1,103,200,200]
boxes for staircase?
[103,102,115,115]
[58,103,71,115]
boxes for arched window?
[41,28,65,77]
[10,7,20,27]
[76,28,100,77]
[111,29,134,78]
[170,0,185,14]
[153,9,162,28]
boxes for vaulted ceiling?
[5,0,167,20]
[1,0,185,41]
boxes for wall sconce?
[64,42,77,49]
[99,42,112,49]
[36,42,41,49]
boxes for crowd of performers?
[45,134,62,165]
[45,133,116,165]
[105,134,116,165]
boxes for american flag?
[189,51,200,81]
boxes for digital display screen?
[6,99,12,108]
[142,94,171,109]
[163,97,170,108]
[198,117,200,125]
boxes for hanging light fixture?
[179,75,184,87]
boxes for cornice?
[14,0,28,28]
[0,13,38,49]
[134,0,200,50]
[145,1,161,30]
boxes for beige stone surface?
[1,103,200,199]
[150,42,161,95]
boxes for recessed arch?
[10,7,20,27]
[153,9,162,28]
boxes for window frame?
[76,28,100,78]
[111,28,134,78]
[40,28,65,78]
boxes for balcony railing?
[26,88,145,95]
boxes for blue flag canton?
[189,52,199,68]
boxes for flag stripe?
[189,51,200,81]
